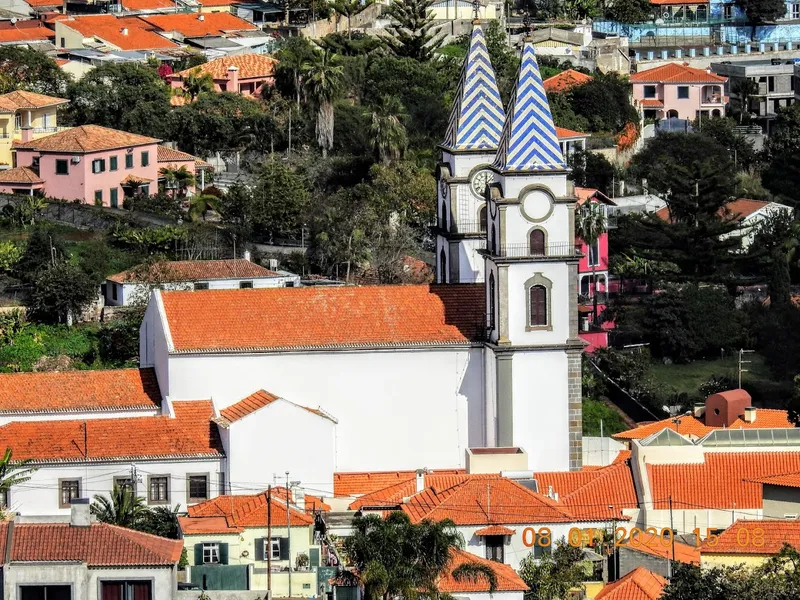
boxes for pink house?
[10,125,161,206]
[157,145,212,195]
[168,54,277,103]
[630,62,727,121]
[575,187,616,351]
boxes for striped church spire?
[492,42,565,172]
[441,23,505,151]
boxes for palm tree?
[575,201,607,324]
[91,485,148,528]
[0,447,37,508]
[188,194,222,221]
[365,95,408,164]
[302,49,345,159]
[139,504,181,538]
[184,68,215,101]
[451,561,498,594]
[733,78,759,124]
[160,165,196,198]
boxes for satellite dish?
[10,17,17,24]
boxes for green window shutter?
[255,538,265,561]
[309,548,320,567]
[279,537,289,561]
[194,543,204,565]
[219,543,229,565]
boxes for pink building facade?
[575,188,616,351]
[168,54,277,100]
[10,125,160,206]
[630,63,727,121]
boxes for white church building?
[0,25,584,517]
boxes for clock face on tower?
[471,169,493,198]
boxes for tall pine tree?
[384,0,445,61]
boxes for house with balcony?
[0,90,68,168]
[631,62,727,121]
[575,187,616,351]
[713,59,796,126]
[168,53,277,100]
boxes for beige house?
[0,90,68,167]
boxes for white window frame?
[92,159,105,174]
[264,537,281,560]
[203,542,220,564]
[793,3,800,18]
[588,239,600,267]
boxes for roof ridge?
[101,523,178,563]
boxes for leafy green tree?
[568,151,615,196]
[747,211,798,308]
[30,262,97,324]
[138,504,181,538]
[762,104,800,205]
[384,0,445,61]
[319,32,384,56]
[731,78,759,123]
[275,36,317,107]
[188,194,222,222]
[77,238,117,285]
[302,49,345,158]
[368,161,436,231]
[16,224,68,282]
[250,161,310,242]
[0,46,71,96]
[331,0,369,37]
[605,0,652,22]
[91,485,149,529]
[343,512,469,600]
[569,73,639,134]
[182,67,214,100]
[694,116,757,170]
[365,95,408,164]
[0,241,21,273]
[0,447,37,508]
[159,165,196,198]
[64,63,171,138]
[582,398,628,436]
[519,539,587,600]
[576,201,607,321]
[219,183,255,241]
[735,0,786,25]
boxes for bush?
[582,398,629,436]
[96,319,140,366]
[29,262,97,324]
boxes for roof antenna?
[472,0,480,20]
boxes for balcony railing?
[452,220,486,235]
[32,126,70,134]
[490,242,580,258]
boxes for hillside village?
[4,0,800,599]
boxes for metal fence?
[492,242,580,258]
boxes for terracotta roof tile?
[0,400,222,463]
[595,567,667,600]
[60,15,178,51]
[161,284,486,353]
[558,461,638,520]
[614,408,793,440]
[0,27,55,43]
[157,144,205,165]
[121,0,175,9]
[438,548,528,593]
[171,53,278,80]
[197,0,237,5]
[543,69,593,92]
[15,124,159,153]
[181,491,313,534]
[647,451,800,510]
[555,126,588,139]
[350,473,477,510]
[628,536,700,564]
[0,90,67,113]
[8,522,182,566]
[747,471,800,488]
[0,167,43,185]
[218,390,333,425]
[0,368,160,414]
[639,99,664,107]
[334,469,465,497]
[630,62,727,84]
[108,259,279,284]
[474,525,516,535]
[701,519,800,554]
[141,12,257,37]
[24,0,62,6]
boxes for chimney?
[70,498,91,527]
[693,401,706,418]
[415,468,426,493]
[705,389,752,428]
[198,13,205,20]
[121,27,128,35]
[295,488,305,511]
[243,249,251,262]
[226,65,239,93]
[20,127,33,144]
[744,406,757,423]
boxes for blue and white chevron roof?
[493,43,565,172]
[442,24,505,151]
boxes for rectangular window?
[141,151,149,167]
[92,158,106,174]
[203,542,220,564]
[110,187,118,209]
[723,4,733,18]
[793,3,800,18]
[533,532,552,558]
[114,476,135,495]
[21,585,72,600]
[112,284,118,301]
[59,479,80,508]
[94,190,103,206]
[677,86,689,99]
[485,535,504,563]
[101,580,152,600]
[0,487,8,508]
[589,240,600,266]
[110,156,118,171]
[148,476,169,504]
[239,281,253,289]
[42,113,50,129]
[769,76,776,92]
[55,159,68,175]
[264,537,282,560]
[188,474,209,503]
[60,37,65,48]
[125,153,134,169]
[194,282,209,290]
[643,85,656,98]
[529,286,547,327]
[14,114,21,130]
[140,184,149,196]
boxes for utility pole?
[267,485,272,594]
[738,349,754,388]
[286,471,292,598]
[668,495,675,580]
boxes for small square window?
[203,542,220,564]
[60,479,80,508]
[92,159,105,174]
[125,154,134,169]
[265,538,281,560]
[141,151,149,167]
[149,476,169,504]
[194,282,209,290]
[110,156,118,171]
[643,85,657,98]
[239,281,253,289]
[677,86,689,99]
[55,159,69,175]
[188,474,208,503]
[114,476,135,495]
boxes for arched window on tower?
[440,248,447,283]
[491,225,497,255]
[441,202,448,231]
[529,229,545,256]
[488,272,495,329]
[479,206,487,233]
[530,285,547,326]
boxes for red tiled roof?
[474,525,516,536]
[595,567,667,600]
[197,0,237,5]
[0,90,68,113]
[0,400,222,463]
[747,471,800,488]
[140,12,257,37]
[15,124,159,153]
[108,259,279,284]
[701,519,800,554]
[121,0,176,9]
[160,284,486,353]
[438,548,528,593]
[0,368,160,414]
[628,535,700,564]
[181,491,313,534]
[157,144,210,169]
[656,198,773,225]
[218,390,333,425]
[3,521,182,566]
[334,469,465,497]
[23,0,62,6]
[0,167,43,185]
[630,62,726,84]
[555,126,588,139]
[647,452,800,510]
[59,15,178,51]
[0,27,55,43]
[558,461,638,520]
[543,69,593,93]
[639,99,664,107]
[614,408,793,440]
[575,187,616,206]
[171,53,278,80]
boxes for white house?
[2,500,183,600]
[105,258,299,306]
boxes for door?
[485,535,504,562]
